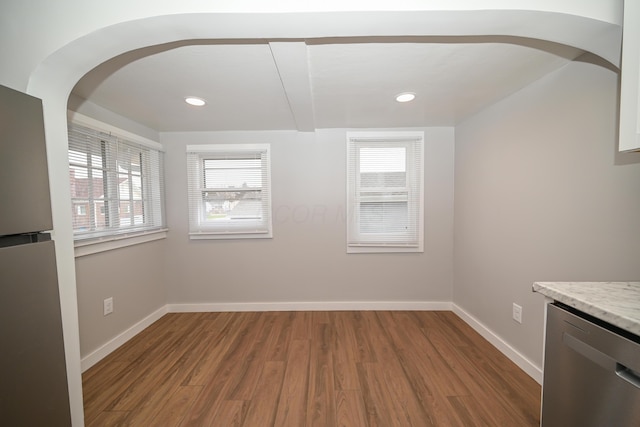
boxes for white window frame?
[67,112,167,256]
[186,144,272,240]
[346,131,424,253]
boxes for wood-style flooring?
[82,311,541,426]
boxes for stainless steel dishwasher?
[542,303,640,426]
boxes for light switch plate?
[513,303,522,324]
[104,297,114,316]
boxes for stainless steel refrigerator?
[0,84,72,425]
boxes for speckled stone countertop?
[533,282,640,336]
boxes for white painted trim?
[186,143,270,152]
[74,229,168,257]
[80,305,168,372]
[168,301,452,312]
[452,303,543,384]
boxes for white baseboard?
[167,300,453,312]
[452,303,543,384]
[80,305,168,372]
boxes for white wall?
[162,128,455,306]
[75,241,167,358]
[68,94,160,142]
[454,60,640,368]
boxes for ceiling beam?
[269,41,316,132]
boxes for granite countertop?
[533,282,640,336]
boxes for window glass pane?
[119,201,132,226]
[70,170,90,198]
[117,146,141,172]
[360,171,406,188]
[120,202,131,214]
[131,175,143,199]
[359,147,406,188]
[69,165,88,180]
[203,190,263,221]
[72,202,91,231]
[95,201,107,229]
[118,173,130,199]
[132,200,145,225]
[359,201,409,234]
[68,150,88,165]
[117,175,142,200]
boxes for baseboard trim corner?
[452,303,543,384]
[80,305,168,372]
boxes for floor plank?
[82,311,541,426]
[274,339,311,427]
[335,390,368,427]
[306,322,336,427]
[242,361,286,426]
[147,385,202,427]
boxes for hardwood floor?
[82,311,541,426]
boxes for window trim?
[67,112,167,255]
[73,228,168,257]
[186,143,273,240]
[346,131,424,253]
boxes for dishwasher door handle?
[563,332,617,371]
[616,365,640,389]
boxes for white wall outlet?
[103,297,114,316]
[512,303,522,324]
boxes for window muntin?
[68,122,165,241]
[347,132,424,253]
[187,144,272,239]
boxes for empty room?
[1,1,640,426]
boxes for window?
[68,121,166,242]
[186,144,272,239]
[346,131,424,253]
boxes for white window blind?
[347,132,424,253]
[186,144,272,239]
[68,122,165,241]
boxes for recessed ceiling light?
[185,96,206,107]
[395,92,416,103]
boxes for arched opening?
[24,10,621,424]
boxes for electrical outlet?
[103,297,114,316]
[513,303,522,324]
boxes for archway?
[24,10,621,424]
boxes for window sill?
[347,244,423,254]
[74,228,168,257]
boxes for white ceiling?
[71,38,584,132]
